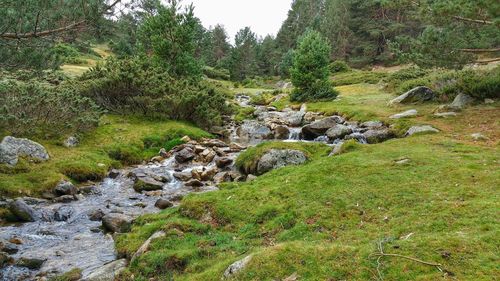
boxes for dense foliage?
[290,30,338,102]
[77,58,230,128]
[0,80,101,138]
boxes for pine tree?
[290,30,338,102]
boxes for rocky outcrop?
[405,125,439,136]
[9,199,38,222]
[102,214,133,233]
[256,149,307,175]
[390,109,418,119]
[83,259,127,281]
[388,86,435,105]
[223,255,253,279]
[0,136,49,166]
[302,116,343,139]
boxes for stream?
[0,93,394,280]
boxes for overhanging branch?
[0,20,86,40]
[453,16,493,25]
[458,47,500,53]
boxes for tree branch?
[453,16,493,25]
[0,20,86,39]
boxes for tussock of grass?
[331,70,387,86]
[48,268,82,281]
[235,141,331,174]
[0,115,210,197]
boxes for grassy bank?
[115,75,499,280]
[0,115,210,197]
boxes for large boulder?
[405,125,439,136]
[0,136,49,166]
[326,124,352,140]
[282,111,305,126]
[175,147,196,163]
[256,149,307,175]
[102,214,133,233]
[83,259,127,281]
[274,125,290,140]
[301,116,344,140]
[237,120,273,143]
[16,257,46,269]
[388,86,435,105]
[9,199,38,222]
[363,129,393,144]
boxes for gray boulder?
[102,214,133,233]
[0,136,49,166]
[388,86,435,105]
[237,121,273,143]
[9,199,38,222]
[215,157,233,168]
[83,259,127,281]
[302,116,343,139]
[363,129,393,144]
[0,240,18,254]
[54,180,77,196]
[173,171,192,181]
[389,109,418,119]
[175,147,196,163]
[405,125,439,136]
[282,111,305,126]
[326,124,352,140]
[257,149,307,175]
[449,93,474,110]
[223,255,253,279]
[434,112,457,118]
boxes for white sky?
[184,0,293,43]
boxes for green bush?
[291,30,336,102]
[58,162,108,182]
[0,80,101,138]
[329,60,350,73]
[76,58,231,129]
[384,66,430,91]
[396,67,500,100]
[290,80,338,102]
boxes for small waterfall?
[287,127,302,141]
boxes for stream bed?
[0,94,396,280]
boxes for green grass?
[48,268,82,281]
[235,141,331,175]
[116,133,499,280]
[331,70,388,86]
[0,115,210,197]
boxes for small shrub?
[384,66,430,91]
[0,80,101,138]
[234,107,256,122]
[77,58,231,129]
[290,80,338,102]
[329,60,350,73]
